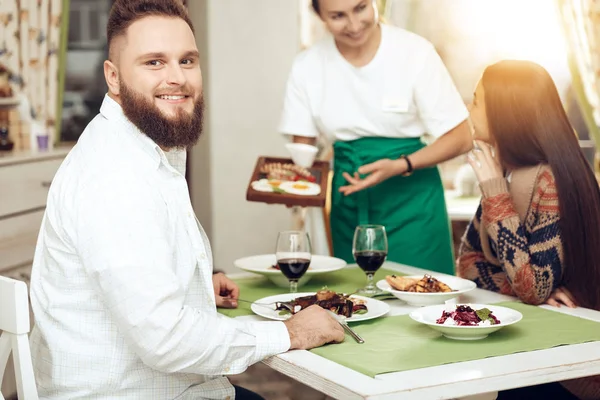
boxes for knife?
[328,310,365,344]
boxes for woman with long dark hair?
[458,59,600,399]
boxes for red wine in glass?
[277,258,311,280]
[354,251,387,273]
[275,231,312,293]
[353,225,388,294]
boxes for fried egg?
[279,181,321,196]
[251,179,275,192]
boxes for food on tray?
[259,162,316,183]
[386,274,453,293]
[275,289,367,317]
[251,178,321,196]
[436,305,501,326]
[279,180,321,195]
[250,162,321,196]
[251,179,286,193]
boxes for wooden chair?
[0,276,38,400]
[322,170,334,256]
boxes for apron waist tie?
[332,141,370,225]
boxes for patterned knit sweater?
[457,165,600,400]
[457,165,562,304]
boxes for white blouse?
[279,24,468,142]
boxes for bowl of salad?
[409,303,523,340]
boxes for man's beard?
[119,82,204,149]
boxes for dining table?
[223,261,600,400]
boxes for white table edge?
[229,262,600,400]
[261,343,600,400]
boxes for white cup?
[285,143,318,168]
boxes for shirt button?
[225,396,231,400]
[224,367,230,373]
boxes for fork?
[327,310,365,344]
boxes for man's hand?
[545,286,577,308]
[283,305,345,350]
[339,158,406,196]
[212,272,239,308]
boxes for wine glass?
[275,231,312,293]
[353,225,388,295]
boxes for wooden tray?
[246,156,330,207]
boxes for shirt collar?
[164,148,187,176]
[99,94,186,175]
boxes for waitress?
[279,0,472,274]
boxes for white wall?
[188,0,300,273]
[388,0,571,101]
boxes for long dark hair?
[482,60,600,310]
[311,0,321,14]
[312,0,379,16]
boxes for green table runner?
[310,301,600,377]
[219,267,399,318]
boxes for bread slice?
[386,275,419,291]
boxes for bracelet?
[400,155,413,177]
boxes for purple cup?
[37,135,49,151]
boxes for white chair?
[0,276,38,400]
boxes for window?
[67,0,109,50]
[60,0,112,142]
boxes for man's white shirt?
[30,95,290,399]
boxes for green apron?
[330,137,455,275]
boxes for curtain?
[0,0,65,150]
[556,0,600,171]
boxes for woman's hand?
[467,140,503,183]
[545,286,577,308]
[339,158,406,195]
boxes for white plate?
[251,292,390,323]
[250,179,320,196]
[376,274,477,306]
[234,254,347,288]
[409,303,523,340]
[251,179,278,193]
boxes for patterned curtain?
[556,0,600,171]
[0,0,65,149]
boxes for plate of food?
[251,289,390,323]
[246,157,330,207]
[376,274,477,306]
[409,303,523,340]
[234,254,347,288]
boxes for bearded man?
[29,1,343,399]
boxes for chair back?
[0,276,38,400]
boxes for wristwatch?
[399,155,413,177]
